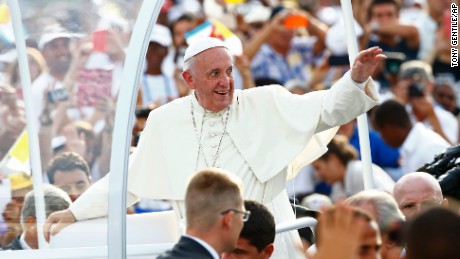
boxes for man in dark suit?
[157,168,249,259]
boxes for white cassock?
[70,71,378,258]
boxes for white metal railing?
[0,216,315,258]
[0,244,174,259]
[276,217,317,234]
[7,0,47,249]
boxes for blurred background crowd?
[0,0,459,257]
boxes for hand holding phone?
[47,88,69,103]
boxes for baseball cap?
[38,32,72,50]
[244,5,271,24]
[38,24,73,50]
[149,24,172,47]
[399,60,433,81]
[8,172,33,191]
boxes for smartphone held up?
[92,30,107,52]
[47,88,69,104]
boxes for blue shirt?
[350,126,400,168]
[251,37,315,85]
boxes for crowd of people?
[0,0,459,258]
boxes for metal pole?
[6,0,48,249]
[107,0,163,258]
[275,217,317,234]
[340,0,375,189]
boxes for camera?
[328,55,349,67]
[383,52,406,76]
[47,88,69,103]
[418,144,460,200]
[408,82,425,98]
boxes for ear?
[263,243,275,257]
[442,198,449,207]
[384,238,396,250]
[182,70,195,90]
[221,211,234,230]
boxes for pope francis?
[44,37,385,258]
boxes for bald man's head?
[393,172,447,219]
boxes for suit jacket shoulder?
[157,236,214,259]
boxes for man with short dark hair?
[365,0,419,60]
[373,100,449,174]
[46,152,92,202]
[222,200,275,259]
[158,168,248,259]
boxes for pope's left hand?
[351,46,386,83]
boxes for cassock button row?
[210,132,217,137]
[209,122,215,126]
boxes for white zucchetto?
[183,36,228,62]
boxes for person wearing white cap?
[45,37,385,258]
[32,24,73,124]
[140,24,178,107]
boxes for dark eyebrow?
[231,248,248,254]
[360,244,381,253]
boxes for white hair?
[346,190,405,233]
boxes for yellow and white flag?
[0,130,30,175]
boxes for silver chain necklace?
[191,98,230,170]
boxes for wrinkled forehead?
[397,183,441,203]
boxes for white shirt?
[407,104,459,144]
[427,106,459,144]
[331,160,395,202]
[414,11,438,61]
[19,233,33,250]
[141,74,178,106]
[400,123,450,174]
[31,72,64,125]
